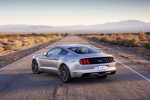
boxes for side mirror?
[42,52,47,56]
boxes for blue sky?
[0,0,150,26]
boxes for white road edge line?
[0,54,32,71]
[90,44,150,83]
[115,59,150,82]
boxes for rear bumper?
[70,65,116,78]
[81,70,116,77]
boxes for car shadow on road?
[42,71,146,84]
[0,71,146,90]
[0,71,148,94]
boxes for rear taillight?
[108,57,114,62]
[79,59,90,65]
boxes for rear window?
[69,46,99,54]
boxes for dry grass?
[0,43,3,47]
[4,45,15,51]
[14,40,23,47]
[80,32,150,49]
[0,33,63,53]
[0,38,8,44]
[38,36,47,42]
[138,48,145,53]
[0,47,4,53]
[143,42,150,49]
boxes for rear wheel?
[97,74,108,79]
[59,64,71,83]
[32,60,40,74]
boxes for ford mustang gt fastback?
[32,44,116,82]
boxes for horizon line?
[0,19,149,27]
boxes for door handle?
[48,58,54,60]
[47,58,58,60]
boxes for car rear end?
[70,55,116,78]
[66,45,116,78]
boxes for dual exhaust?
[81,70,116,78]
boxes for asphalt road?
[0,36,150,100]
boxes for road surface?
[0,36,150,100]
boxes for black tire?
[32,60,40,74]
[97,74,108,79]
[59,64,71,83]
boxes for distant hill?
[0,20,150,33]
[87,20,150,33]
[0,25,53,33]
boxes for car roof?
[57,44,91,49]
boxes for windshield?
[69,46,100,54]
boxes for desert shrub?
[138,48,145,53]
[82,33,150,49]
[127,33,134,38]
[11,34,21,40]
[51,35,57,38]
[0,43,3,47]
[7,42,14,45]
[123,38,131,47]
[138,31,146,40]
[35,38,40,43]
[22,39,29,46]
[6,40,22,48]
[43,34,54,40]
[143,42,150,49]
[47,37,52,40]
[0,47,4,53]
[101,34,110,42]
[14,40,23,47]
[124,37,140,47]
[4,45,15,50]
[90,36,99,41]
[28,41,34,46]
[110,33,116,38]
[22,38,35,46]
[117,38,127,46]
[0,34,6,39]
[117,34,123,40]
[28,38,35,45]
[131,37,140,47]
[108,39,117,45]
[0,38,8,44]
[54,34,62,39]
[0,34,63,53]
[22,42,29,46]
[38,37,47,42]
[85,35,93,39]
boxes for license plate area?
[98,66,109,70]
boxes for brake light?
[79,59,90,64]
[108,57,114,62]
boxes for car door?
[39,48,62,71]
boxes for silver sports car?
[32,44,116,82]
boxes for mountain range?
[0,20,150,33]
